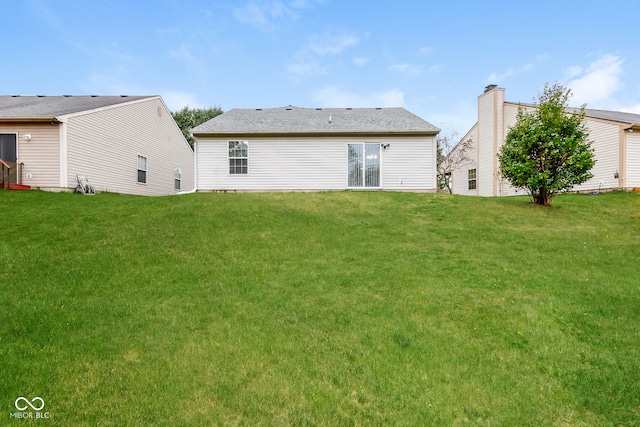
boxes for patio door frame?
[347,142,381,188]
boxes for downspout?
[619,124,639,190]
[58,118,68,189]
[176,136,198,195]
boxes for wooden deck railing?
[1,157,12,189]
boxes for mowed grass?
[1,190,639,426]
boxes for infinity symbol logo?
[15,397,45,411]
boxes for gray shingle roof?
[0,95,154,118]
[575,107,640,125]
[510,102,640,125]
[191,106,440,135]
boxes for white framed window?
[174,168,181,190]
[468,168,477,190]
[137,155,147,184]
[348,143,380,188]
[228,141,248,175]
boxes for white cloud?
[233,1,298,31]
[535,53,550,62]
[307,31,363,55]
[233,0,322,31]
[161,91,203,111]
[312,85,405,108]
[565,54,625,106]
[387,63,425,76]
[352,57,370,66]
[285,58,327,78]
[168,44,195,62]
[289,0,325,7]
[565,65,583,79]
[620,104,640,114]
[487,68,515,83]
[419,46,433,56]
[78,68,143,97]
[487,54,547,83]
[287,30,365,79]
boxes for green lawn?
[1,190,639,426]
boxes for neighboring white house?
[448,85,640,196]
[191,106,440,192]
[0,95,194,196]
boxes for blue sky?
[3,0,639,137]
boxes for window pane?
[229,158,248,174]
[229,141,248,158]
[138,155,147,170]
[364,144,380,187]
[238,141,247,157]
[138,170,146,183]
[348,144,363,187]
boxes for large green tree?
[172,106,223,148]
[498,82,595,206]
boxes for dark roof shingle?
[509,101,640,125]
[0,95,154,118]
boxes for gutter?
[0,117,61,124]
[192,130,441,138]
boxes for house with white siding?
[447,85,640,196]
[192,106,440,192]
[0,95,194,196]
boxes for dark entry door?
[0,134,17,184]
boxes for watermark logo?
[10,397,50,419]
[15,397,44,411]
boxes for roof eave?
[192,130,440,138]
[0,116,60,124]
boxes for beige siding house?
[192,106,440,192]
[448,86,640,196]
[0,95,194,196]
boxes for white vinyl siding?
[449,125,479,195]
[0,123,60,189]
[571,119,620,192]
[497,104,522,196]
[459,88,639,197]
[626,133,640,188]
[65,97,194,196]
[196,136,435,191]
[477,88,504,196]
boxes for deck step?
[1,183,31,190]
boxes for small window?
[468,168,477,190]
[174,168,181,190]
[137,155,148,184]
[229,141,248,175]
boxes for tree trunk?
[533,189,552,206]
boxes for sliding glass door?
[348,143,380,188]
